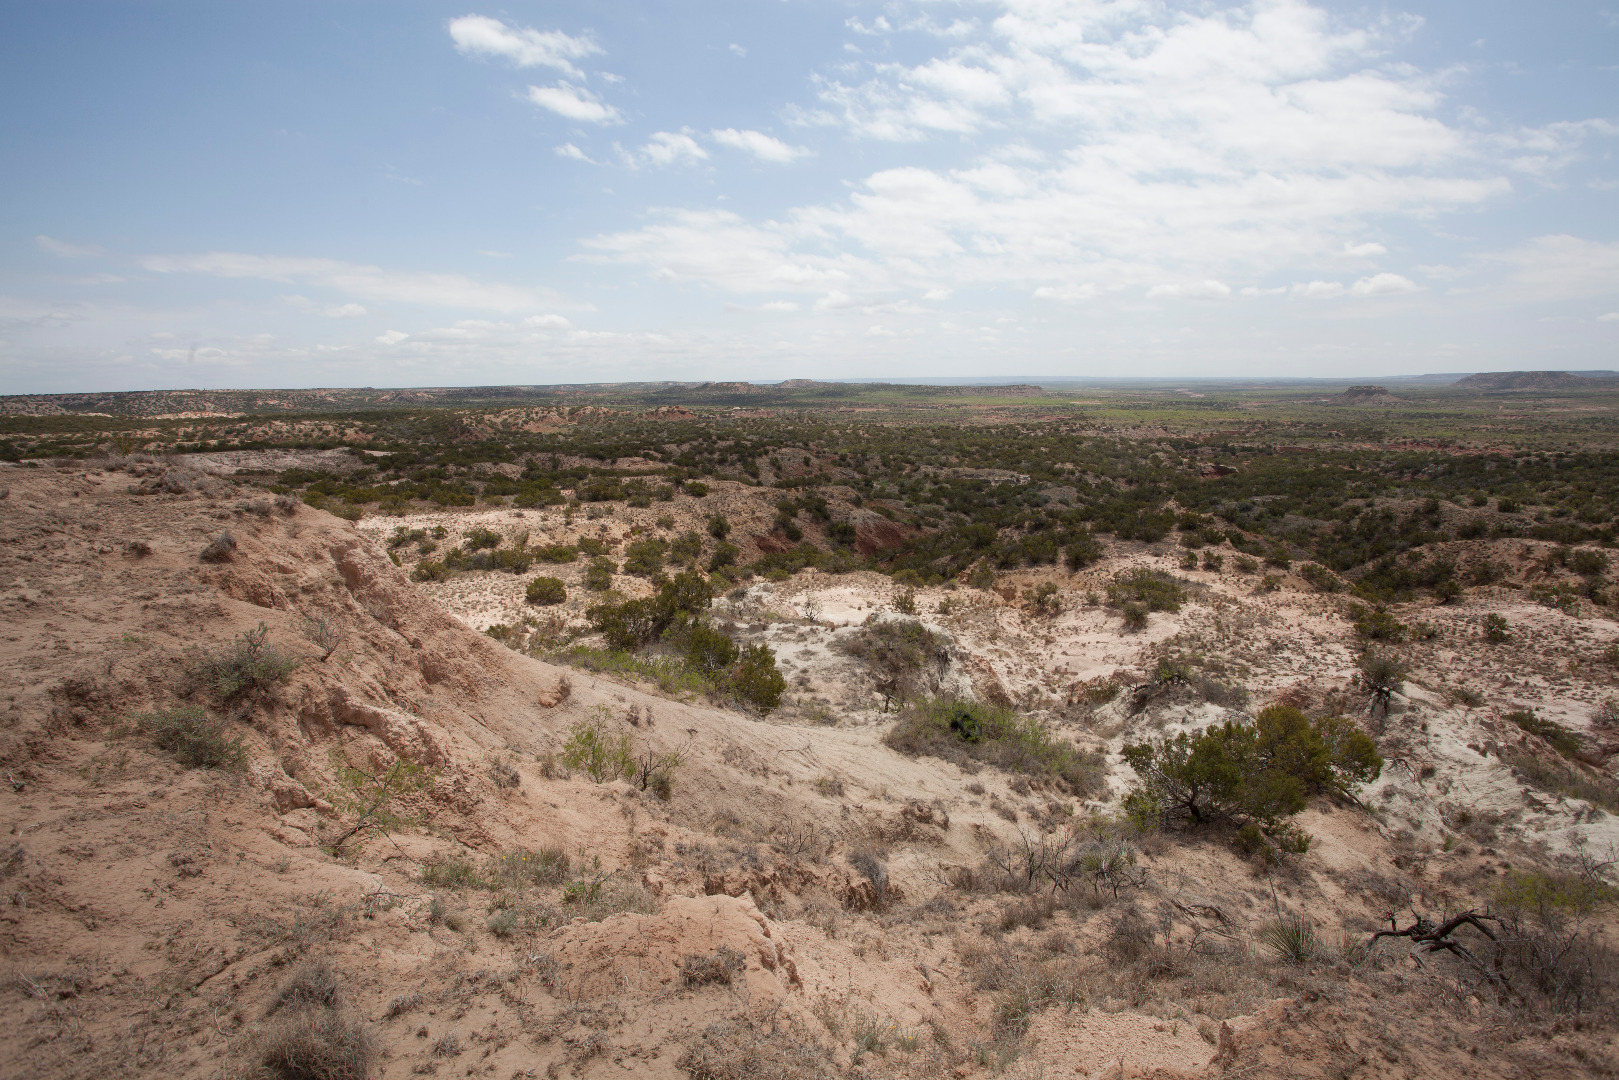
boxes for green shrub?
[584,557,615,591]
[1121,705,1381,831]
[1483,613,1511,642]
[189,622,300,703]
[576,537,609,557]
[420,855,485,889]
[587,570,713,650]
[133,706,247,770]
[684,623,738,673]
[684,481,709,497]
[411,560,451,582]
[1297,563,1343,593]
[839,618,949,708]
[536,544,579,563]
[670,531,704,563]
[731,642,786,714]
[561,713,636,782]
[622,538,668,577]
[884,698,1104,796]
[525,576,566,605]
[707,541,739,572]
[706,513,731,540]
[1506,709,1584,760]
[1573,549,1609,577]
[1350,604,1405,641]
[463,527,501,551]
[1106,568,1184,612]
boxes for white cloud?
[36,235,106,258]
[1486,235,1619,302]
[1598,312,1619,322]
[479,249,514,258]
[1294,281,1346,299]
[709,128,810,163]
[589,1,1563,305]
[522,314,572,328]
[847,16,892,35]
[1240,286,1288,297]
[923,288,952,301]
[324,303,369,318]
[1032,285,1096,302]
[729,43,747,58]
[1349,273,1419,296]
[527,83,622,124]
[553,143,597,163]
[376,330,409,345]
[1147,280,1232,300]
[639,130,707,167]
[140,252,560,312]
[759,301,801,312]
[448,16,599,78]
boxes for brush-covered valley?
[4,378,1619,1080]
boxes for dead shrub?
[680,945,747,987]
[1106,903,1157,962]
[256,1006,377,1080]
[267,962,340,1015]
[201,530,238,562]
[677,1018,836,1080]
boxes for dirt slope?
[1,461,1614,1080]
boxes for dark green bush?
[707,513,731,540]
[463,527,501,551]
[731,642,785,713]
[525,576,567,606]
[684,623,738,673]
[1122,705,1381,832]
[535,544,579,563]
[839,618,948,707]
[587,570,713,650]
[584,557,615,591]
[622,537,668,577]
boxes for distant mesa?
[1454,370,1604,391]
[1339,385,1402,404]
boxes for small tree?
[327,753,432,851]
[1358,651,1407,716]
[732,643,786,714]
[561,712,635,782]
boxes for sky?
[2,0,1617,393]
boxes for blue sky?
[2,1,1616,393]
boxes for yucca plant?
[1259,914,1318,964]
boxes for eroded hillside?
[2,459,1617,1080]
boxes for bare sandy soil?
[2,461,1616,1080]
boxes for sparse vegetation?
[131,706,247,770]
[189,622,300,703]
[885,698,1104,795]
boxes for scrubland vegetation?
[7,377,1619,1080]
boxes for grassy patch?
[1500,750,1619,811]
[884,698,1104,796]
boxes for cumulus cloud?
[376,330,409,345]
[729,43,746,57]
[588,1,1570,304]
[527,83,621,124]
[639,130,707,167]
[1598,312,1619,322]
[324,303,368,318]
[1294,281,1346,299]
[709,128,810,163]
[140,252,561,312]
[448,16,600,78]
